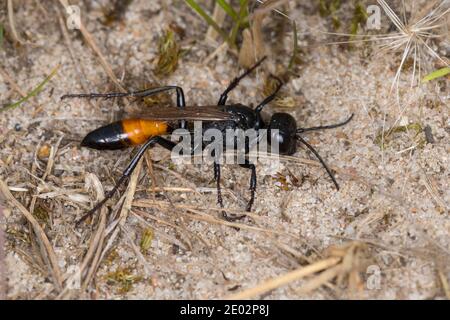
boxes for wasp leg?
[213,162,224,209]
[219,160,256,222]
[218,56,267,105]
[61,86,187,128]
[240,161,257,212]
[255,75,283,114]
[212,154,239,222]
[76,136,176,226]
[61,86,185,105]
[215,164,245,222]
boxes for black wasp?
[61,57,353,224]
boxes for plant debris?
[102,0,133,26]
[106,267,143,294]
[154,29,184,77]
[375,123,425,150]
[319,0,342,30]
[272,170,302,191]
[262,75,296,108]
[140,228,154,252]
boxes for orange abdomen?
[81,119,170,150]
[122,119,169,145]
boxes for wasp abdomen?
[81,119,168,150]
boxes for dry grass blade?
[238,0,265,68]
[250,0,290,19]
[420,168,447,211]
[184,0,229,44]
[274,241,315,264]
[119,156,143,226]
[58,0,126,92]
[0,67,27,97]
[7,0,30,45]
[135,199,265,226]
[80,209,107,291]
[134,198,303,240]
[57,9,94,98]
[224,257,341,299]
[71,159,143,295]
[295,264,343,295]
[239,0,291,68]
[42,135,63,181]
[438,270,450,299]
[58,173,107,298]
[206,2,227,42]
[0,178,63,291]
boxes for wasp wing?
[133,106,235,121]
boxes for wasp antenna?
[297,113,354,134]
[296,135,340,190]
[60,94,72,100]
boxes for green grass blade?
[239,0,249,19]
[185,0,229,42]
[1,64,60,113]
[422,67,450,83]
[217,0,238,21]
[0,24,3,48]
[229,0,249,48]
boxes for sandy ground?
[0,0,449,299]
